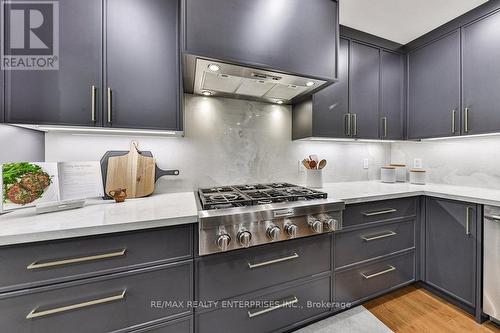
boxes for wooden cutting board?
[105,142,156,198]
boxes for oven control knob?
[309,219,323,233]
[285,224,299,238]
[237,231,252,248]
[323,218,338,231]
[267,225,281,241]
[216,234,231,251]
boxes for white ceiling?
[340,0,489,44]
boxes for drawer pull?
[26,290,126,319]
[361,265,396,279]
[27,249,127,270]
[247,253,299,269]
[485,214,500,222]
[362,208,397,217]
[361,231,397,242]
[247,296,298,318]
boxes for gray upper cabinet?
[4,0,102,126]
[407,31,461,139]
[425,197,476,307]
[462,10,500,135]
[311,38,350,138]
[184,0,339,80]
[350,42,380,139]
[106,0,181,130]
[380,51,404,140]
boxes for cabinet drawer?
[0,262,193,333]
[196,235,331,301]
[343,198,417,228]
[131,316,193,333]
[334,220,415,268]
[335,252,414,303]
[196,276,331,333]
[0,225,193,293]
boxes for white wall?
[391,136,500,189]
[0,125,45,163]
[45,95,391,193]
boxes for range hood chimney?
[183,57,330,105]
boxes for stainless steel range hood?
[183,57,329,105]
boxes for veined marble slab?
[0,192,198,246]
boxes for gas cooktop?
[198,183,327,210]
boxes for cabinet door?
[408,31,461,139]
[312,38,349,138]
[425,198,476,306]
[350,42,380,139]
[106,0,181,130]
[4,0,102,126]
[462,10,500,135]
[380,51,404,140]
[184,0,338,80]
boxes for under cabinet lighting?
[11,124,183,137]
[208,64,220,72]
[306,81,315,87]
[420,132,500,141]
[275,100,284,105]
[201,90,213,96]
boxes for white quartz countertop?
[0,192,198,246]
[320,181,500,206]
[1,181,499,247]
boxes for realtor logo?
[1,0,59,70]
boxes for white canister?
[410,169,427,185]
[306,169,323,188]
[390,163,407,182]
[381,166,396,183]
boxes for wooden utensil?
[101,149,179,199]
[309,155,319,164]
[318,159,327,169]
[302,159,311,169]
[309,160,317,169]
[104,142,156,199]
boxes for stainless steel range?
[197,183,345,255]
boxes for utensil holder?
[306,169,323,188]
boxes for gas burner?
[264,183,296,189]
[234,184,269,191]
[200,187,235,194]
[244,189,295,205]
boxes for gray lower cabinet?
[462,9,500,136]
[407,30,461,139]
[424,197,477,307]
[0,225,192,293]
[196,234,331,302]
[0,262,193,333]
[196,276,332,333]
[349,42,380,139]
[335,251,415,304]
[130,316,193,333]
[105,0,181,130]
[4,0,102,126]
[380,50,404,140]
[184,0,339,81]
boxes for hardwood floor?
[365,285,500,333]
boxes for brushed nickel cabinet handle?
[27,249,127,270]
[344,114,351,136]
[451,109,456,134]
[464,108,470,133]
[361,265,396,279]
[361,231,397,242]
[247,296,298,318]
[351,113,358,136]
[107,87,112,123]
[362,208,397,217]
[466,207,472,235]
[248,253,299,269]
[382,117,388,138]
[91,85,97,122]
[485,214,500,222]
[26,290,126,319]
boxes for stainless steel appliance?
[197,183,344,256]
[484,206,500,324]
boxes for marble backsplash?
[391,136,500,189]
[45,94,391,193]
